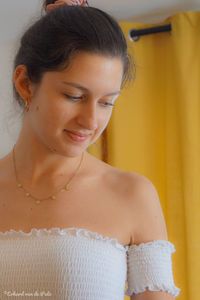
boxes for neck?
[12,141,86,189]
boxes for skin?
[10,52,123,189]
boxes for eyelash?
[63,94,115,107]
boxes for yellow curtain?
[88,11,200,300]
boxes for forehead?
[66,51,124,71]
[46,52,124,91]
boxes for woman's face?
[15,52,123,157]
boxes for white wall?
[0,39,22,158]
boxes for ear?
[13,65,35,101]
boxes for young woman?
[0,1,180,299]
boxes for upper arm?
[128,174,168,245]
[127,174,176,300]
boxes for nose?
[77,101,98,131]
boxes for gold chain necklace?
[12,144,84,205]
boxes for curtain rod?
[129,24,172,41]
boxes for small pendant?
[51,196,56,200]
[36,200,41,204]
[18,183,22,188]
[65,185,70,191]
[26,193,30,197]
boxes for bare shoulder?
[118,170,165,215]
[110,169,169,245]
[88,154,143,191]
[99,165,168,244]
[100,160,153,201]
[88,153,151,198]
[97,161,168,244]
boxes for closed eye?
[101,102,115,107]
[63,94,83,101]
[63,94,115,107]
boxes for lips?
[65,130,91,137]
[64,130,91,143]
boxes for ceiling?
[0,0,200,44]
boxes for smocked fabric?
[0,227,181,300]
[126,239,181,297]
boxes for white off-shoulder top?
[0,227,181,300]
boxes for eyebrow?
[61,81,121,96]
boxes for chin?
[62,147,86,158]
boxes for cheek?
[97,110,113,131]
[32,100,64,133]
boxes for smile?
[64,130,90,143]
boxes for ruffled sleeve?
[125,240,181,297]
